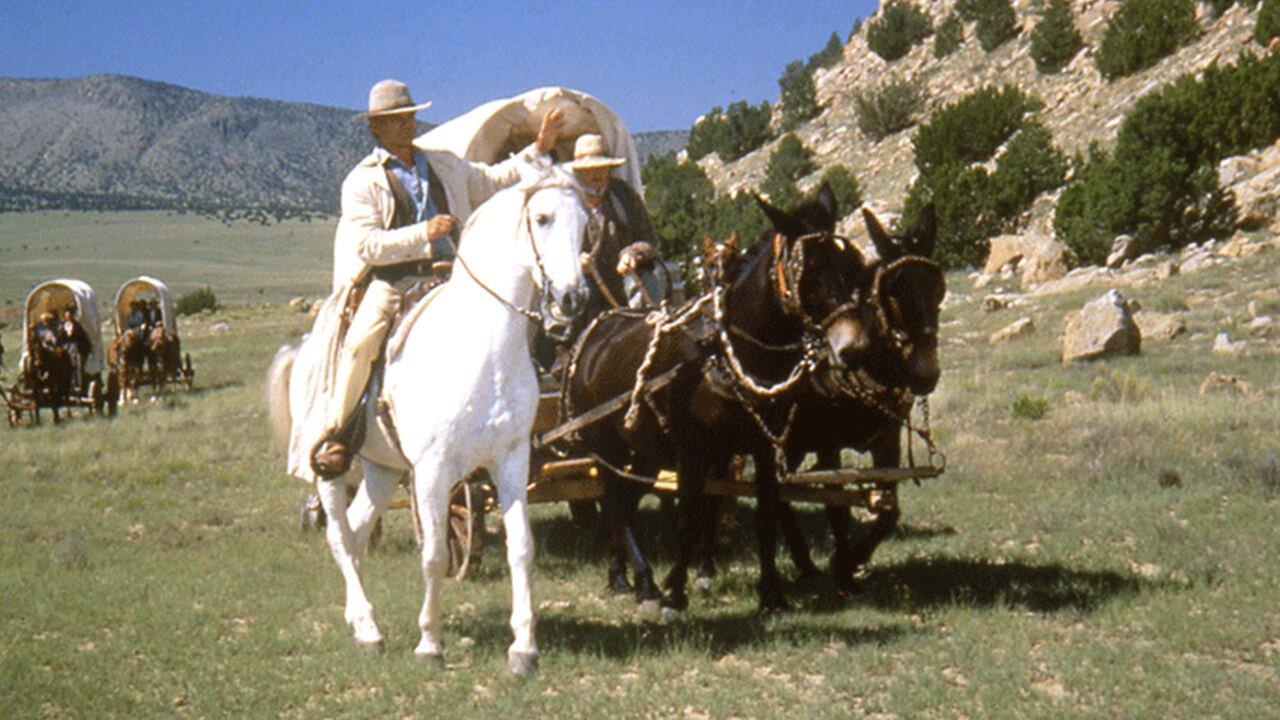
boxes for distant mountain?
[633,130,689,164]
[0,74,686,214]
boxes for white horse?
[268,173,588,675]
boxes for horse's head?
[522,174,590,338]
[700,233,745,293]
[860,204,946,396]
[754,184,871,363]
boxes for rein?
[452,181,581,328]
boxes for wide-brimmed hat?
[568,134,625,171]
[356,79,431,121]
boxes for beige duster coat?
[287,141,545,483]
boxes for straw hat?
[568,134,625,171]
[356,79,431,121]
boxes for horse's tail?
[266,343,298,453]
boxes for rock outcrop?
[1061,289,1141,363]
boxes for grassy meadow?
[0,211,1277,718]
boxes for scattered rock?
[1246,315,1274,336]
[982,294,1023,312]
[1061,290,1142,363]
[1211,333,1247,356]
[1154,260,1180,281]
[288,297,309,312]
[1199,371,1253,396]
[990,317,1035,344]
[1032,266,1112,297]
[1133,312,1187,341]
[1217,233,1270,259]
[209,322,230,334]
[973,273,996,290]
[984,235,1025,275]
[1106,234,1140,268]
[1018,235,1069,291]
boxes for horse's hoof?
[508,651,539,677]
[607,575,633,597]
[414,652,445,669]
[353,637,384,655]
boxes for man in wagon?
[567,134,669,311]
[58,307,92,386]
[307,79,565,478]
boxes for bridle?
[452,179,585,331]
[866,254,944,361]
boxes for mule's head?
[861,204,946,395]
[523,178,590,335]
[755,184,871,363]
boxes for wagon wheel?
[447,479,485,580]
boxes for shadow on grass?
[460,611,917,660]
[855,556,1157,614]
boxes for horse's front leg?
[348,462,401,566]
[753,449,788,613]
[847,431,902,572]
[411,455,453,666]
[316,475,383,649]
[493,444,538,676]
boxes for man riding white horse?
[308,79,565,478]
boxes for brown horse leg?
[813,448,857,594]
[752,448,789,613]
[846,434,902,572]
[660,451,714,613]
[601,476,634,596]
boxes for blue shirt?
[384,149,438,223]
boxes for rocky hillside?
[0,74,685,213]
[700,1,1266,235]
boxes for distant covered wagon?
[110,276,194,401]
[3,278,112,425]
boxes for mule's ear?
[815,182,838,224]
[908,203,937,258]
[726,232,738,251]
[756,194,800,238]
[862,207,900,262]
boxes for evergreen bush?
[854,78,926,142]
[778,61,821,130]
[866,1,933,61]
[957,0,1019,51]
[642,153,717,261]
[686,101,773,162]
[760,134,815,208]
[176,287,217,316]
[1030,0,1084,73]
[1258,0,1280,45]
[934,12,964,57]
[1095,0,1199,80]
[913,85,1038,174]
[1056,52,1280,263]
[807,32,845,72]
[819,165,863,213]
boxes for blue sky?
[0,0,878,131]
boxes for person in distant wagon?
[126,300,148,335]
[147,299,163,331]
[58,307,91,386]
[567,134,668,311]
[33,312,59,348]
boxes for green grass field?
[1,212,1277,718]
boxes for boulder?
[990,317,1035,344]
[1061,289,1142,363]
[1018,235,1069,291]
[984,235,1025,274]
[1134,312,1187,341]
[1228,150,1280,230]
[1211,333,1247,356]
[1246,315,1274,336]
[1106,234,1141,268]
[288,297,310,312]
[1154,260,1180,280]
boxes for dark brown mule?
[762,205,945,595]
[25,334,75,422]
[564,185,870,612]
[147,325,182,392]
